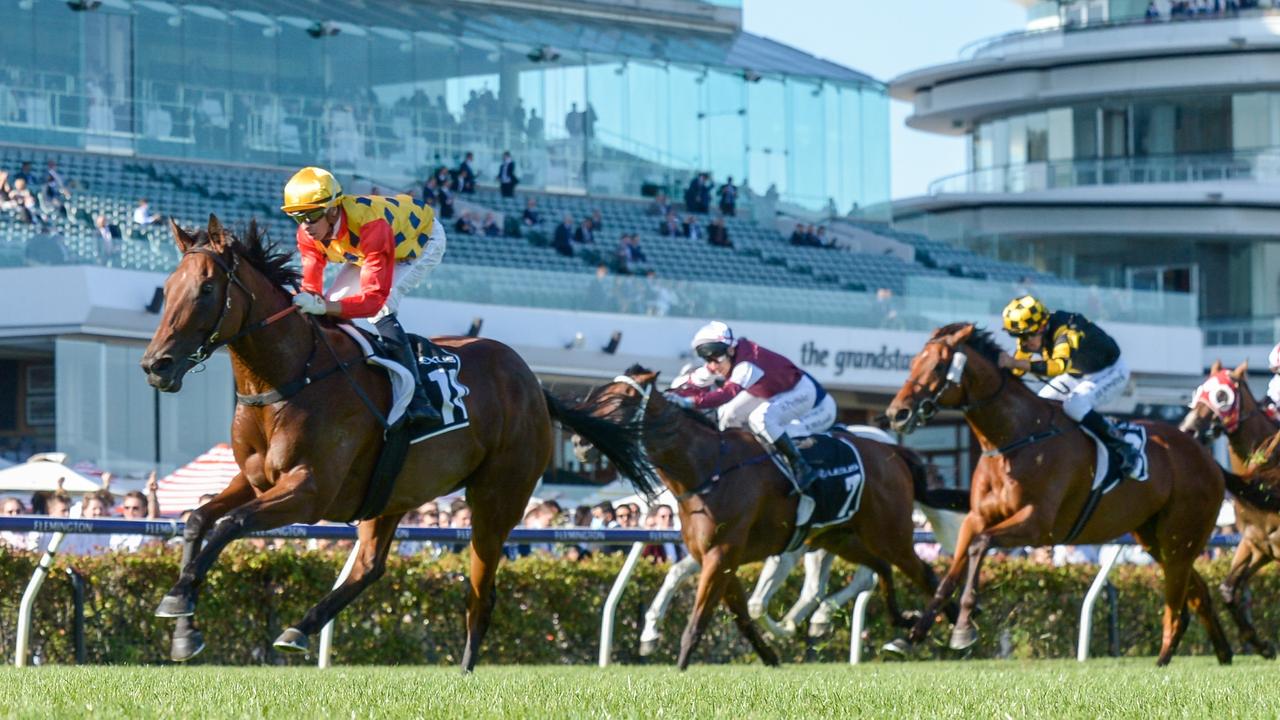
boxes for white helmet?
[1270,342,1280,372]
[691,321,736,360]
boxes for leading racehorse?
[1182,359,1280,657]
[550,365,967,669]
[884,323,1265,665]
[140,216,564,671]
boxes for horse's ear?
[1232,360,1249,380]
[1210,359,1222,374]
[633,369,660,387]
[170,219,193,253]
[206,214,226,249]
[247,218,260,244]
[945,324,975,348]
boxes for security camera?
[66,0,102,10]
[527,46,561,63]
[307,21,340,38]
[743,69,762,83]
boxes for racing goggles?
[695,342,730,362]
[288,207,329,224]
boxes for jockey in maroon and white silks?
[668,321,825,489]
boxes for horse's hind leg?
[1220,543,1275,658]
[273,513,404,654]
[748,549,801,619]
[1187,568,1233,665]
[722,573,781,667]
[641,554,700,655]
[810,530,905,628]
[1135,529,1196,667]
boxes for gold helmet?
[1002,295,1048,336]
[281,167,342,215]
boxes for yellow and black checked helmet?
[281,167,342,214]
[1002,295,1048,336]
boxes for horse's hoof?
[170,631,205,663]
[760,649,781,667]
[1261,642,1277,660]
[273,627,309,654]
[808,621,830,639]
[949,625,978,651]
[638,639,658,657]
[155,594,195,619]
[881,638,912,657]
[747,601,765,620]
[1217,652,1234,666]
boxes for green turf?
[0,658,1275,719]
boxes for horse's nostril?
[892,408,911,423]
[148,356,174,374]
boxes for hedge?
[0,544,1274,666]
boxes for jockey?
[997,295,1140,476]
[668,321,828,490]
[670,363,837,440]
[281,167,444,429]
[1266,342,1280,423]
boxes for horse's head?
[570,365,662,463]
[887,323,1000,434]
[140,215,250,392]
[1182,359,1249,442]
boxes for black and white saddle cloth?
[1063,420,1151,543]
[774,433,867,552]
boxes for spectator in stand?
[659,210,680,237]
[644,270,677,317]
[497,151,518,198]
[815,226,829,247]
[683,175,703,214]
[434,166,454,193]
[708,216,732,248]
[804,224,820,247]
[482,212,501,237]
[718,177,738,216]
[1,177,39,224]
[1,497,33,550]
[1145,0,1160,19]
[641,504,679,563]
[574,217,595,245]
[13,161,39,187]
[132,198,164,226]
[451,504,471,528]
[521,197,541,226]
[591,501,617,529]
[616,233,647,274]
[648,192,671,217]
[591,209,604,232]
[454,211,477,236]
[682,214,703,242]
[552,214,575,257]
[41,160,71,217]
[111,472,161,553]
[437,180,456,220]
[788,223,808,247]
[457,152,476,194]
[526,108,544,143]
[875,287,902,329]
[94,213,121,261]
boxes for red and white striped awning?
[156,444,239,515]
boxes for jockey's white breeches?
[1268,375,1280,407]
[749,374,820,443]
[326,219,447,322]
[1036,358,1129,422]
[717,376,832,442]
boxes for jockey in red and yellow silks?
[282,166,445,429]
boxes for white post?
[15,532,65,667]
[598,542,645,668]
[1077,544,1122,662]
[318,539,362,669]
[848,572,877,665]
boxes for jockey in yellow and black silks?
[282,167,444,429]
[997,295,1140,477]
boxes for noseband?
[183,246,295,366]
[904,342,1006,431]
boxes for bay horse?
[139,216,560,671]
[549,365,967,669]
[1181,359,1280,657]
[884,322,1262,665]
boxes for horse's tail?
[1223,468,1280,513]
[542,389,662,498]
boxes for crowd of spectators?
[788,223,834,248]
[0,159,75,228]
[1142,0,1264,21]
[0,472,161,555]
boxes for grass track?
[1,658,1275,719]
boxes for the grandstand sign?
[798,341,914,377]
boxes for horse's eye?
[199,282,213,295]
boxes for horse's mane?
[932,322,1007,373]
[624,364,720,433]
[191,221,301,291]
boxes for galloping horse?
[886,323,1253,665]
[140,217,555,671]
[552,365,965,669]
[1182,359,1280,657]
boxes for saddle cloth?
[773,433,867,552]
[1090,420,1151,496]
[338,325,471,442]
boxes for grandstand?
[0,144,1067,299]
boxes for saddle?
[773,433,867,553]
[338,325,472,522]
[1063,420,1150,543]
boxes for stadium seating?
[0,144,1070,299]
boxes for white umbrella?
[0,458,101,494]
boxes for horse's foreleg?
[904,513,983,646]
[1220,543,1275,659]
[1187,569,1233,665]
[460,473,528,674]
[949,533,991,650]
[677,547,735,670]
[273,513,404,654]
[722,573,780,667]
[157,469,318,618]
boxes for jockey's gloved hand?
[292,292,328,315]
[666,394,695,410]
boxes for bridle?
[901,340,1006,432]
[183,246,297,366]
[1189,372,1251,438]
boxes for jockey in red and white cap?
[1266,342,1280,422]
[668,321,832,489]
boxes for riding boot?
[1079,410,1140,477]
[374,315,442,430]
[774,434,819,493]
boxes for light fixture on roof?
[527,46,561,63]
[564,332,585,350]
[743,69,762,83]
[307,21,340,39]
[66,0,101,10]
[602,331,623,355]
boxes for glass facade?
[0,0,887,212]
